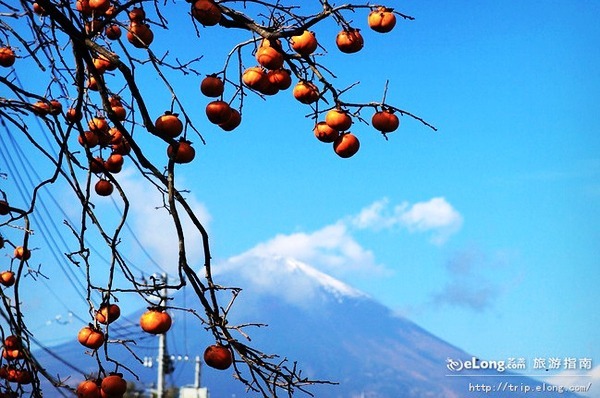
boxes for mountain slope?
[34,255,578,397]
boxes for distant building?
[179,386,209,398]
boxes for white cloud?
[118,168,211,274]
[205,196,462,315]
[400,197,462,232]
[115,191,459,291]
[350,196,463,244]
[351,198,398,230]
[243,221,386,277]
[214,253,368,310]
[214,196,462,296]
[220,196,462,281]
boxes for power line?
[1,75,196,397]
[0,119,91,305]
[28,334,85,377]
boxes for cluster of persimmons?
[0,225,233,397]
[0,1,402,198]
[0,0,419,396]
[74,302,232,397]
[0,224,32,393]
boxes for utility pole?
[178,356,209,398]
[194,356,201,388]
[157,273,168,398]
[145,275,208,398]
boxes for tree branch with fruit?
[0,0,435,397]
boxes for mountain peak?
[215,252,368,307]
[279,256,368,300]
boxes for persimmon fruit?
[88,117,109,134]
[200,75,225,97]
[192,0,222,26]
[0,47,15,68]
[204,344,233,370]
[242,67,268,91]
[290,30,318,56]
[139,308,172,334]
[333,132,360,158]
[127,22,154,48]
[66,108,83,123]
[267,69,292,90]
[78,131,99,148]
[110,104,127,121]
[94,180,114,196]
[77,326,105,350]
[0,271,15,287]
[89,157,105,173]
[75,0,92,15]
[314,122,339,143]
[128,7,145,22]
[14,246,31,261]
[101,374,127,397]
[49,99,63,116]
[368,7,397,33]
[219,108,242,131]
[104,154,124,174]
[76,379,101,398]
[112,138,131,156]
[293,81,319,104]
[256,46,284,70]
[87,76,99,91]
[1,339,20,361]
[93,55,116,73]
[33,2,47,16]
[325,108,352,131]
[95,304,121,325]
[89,0,110,14]
[3,336,21,350]
[32,101,50,116]
[105,24,122,40]
[11,368,32,385]
[2,347,24,360]
[372,109,400,132]
[335,29,364,53]
[155,112,184,137]
[0,200,9,215]
[167,140,196,164]
[205,100,232,124]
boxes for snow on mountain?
[284,256,368,300]
[214,252,369,308]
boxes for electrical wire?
[0,119,91,305]
[1,68,200,396]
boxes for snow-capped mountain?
[34,255,579,398]
[215,253,369,305]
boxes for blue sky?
[183,0,598,367]
[0,0,598,394]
